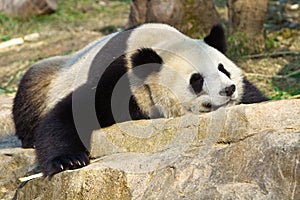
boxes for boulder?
[6,99,299,200]
[90,99,300,157]
[0,148,35,200]
[0,95,27,199]
[0,0,58,18]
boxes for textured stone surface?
[0,148,35,200]
[14,131,300,200]
[0,95,15,139]
[0,99,299,200]
[17,167,132,200]
[91,100,300,157]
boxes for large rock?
[7,99,299,200]
[0,95,29,199]
[90,99,300,157]
[0,0,58,18]
[0,148,35,200]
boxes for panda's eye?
[190,73,203,94]
[218,64,231,78]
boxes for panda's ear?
[204,24,227,54]
[131,48,163,79]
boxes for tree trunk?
[227,0,269,40]
[0,0,58,18]
[128,0,220,37]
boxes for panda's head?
[126,24,243,117]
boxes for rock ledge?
[0,99,299,200]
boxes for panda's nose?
[219,84,236,96]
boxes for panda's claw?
[43,152,90,176]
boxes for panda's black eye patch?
[190,73,204,94]
[218,64,231,78]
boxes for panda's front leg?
[35,94,90,176]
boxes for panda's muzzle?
[219,84,236,97]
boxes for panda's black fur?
[13,23,267,176]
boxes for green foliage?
[0,13,19,39]
[214,0,226,7]
[0,71,23,94]
[111,0,131,2]
[1,35,10,41]
[0,85,14,94]
[269,58,300,100]
[64,50,74,55]
[227,32,279,60]
[264,37,278,51]
[98,25,121,35]
[227,32,253,59]
[269,82,292,100]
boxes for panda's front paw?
[43,152,90,176]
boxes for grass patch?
[0,0,130,39]
[0,71,23,94]
[227,32,278,60]
[0,0,130,94]
[1,34,10,41]
[0,85,14,94]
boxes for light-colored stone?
[24,33,40,42]
[0,95,15,139]
[91,100,300,157]
[1,99,300,199]
[0,38,24,49]
[0,148,35,200]
[14,131,300,200]
[16,166,132,200]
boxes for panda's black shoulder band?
[131,48,163,79]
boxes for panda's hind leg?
[35,94,89,176]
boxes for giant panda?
[12,23,267,176]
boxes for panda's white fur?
[126,24,243,116]
[45,33,118,113]
[12,23,266,176]
[40,24,242,119]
